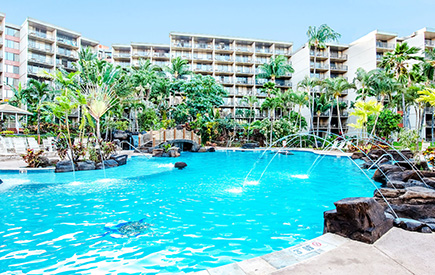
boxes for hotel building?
[0,11,434,136]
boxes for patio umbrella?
[0,104,33,133]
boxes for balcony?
[28,57,54,67]
[236,68,253,74]
[236,58,253,64]
[425,40,435,47]
[256,48,272,54]
[330,53,347,60]
[275,49,290,55]
[255,79,268,85]
[193,55,213,61]
[57,38,79,48]
[113,53,131,59]
[194,66,213,72]
[57,51,78,59]
[29,31,55,42]
[255,59,268,64]
[215,45,233,51]
[330,64,348,71]
[276,80,292,87]
[236,79,254,85]
[376,54,384,61]
[28,67,53,77]
[236,47,253,53]
[215,55,233,62]
[376,41,395,49]
[216,78,234,85]
[172,42,192,49]
[153,52,170,58]
[310,63,329,70]
[195,44,213,50]
[310,51,328,58]
[56,61,76,71]
[215,67,233,73]
[132,51,151,58]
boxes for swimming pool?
[0,151,376,274]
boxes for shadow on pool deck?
[193,228,435,275]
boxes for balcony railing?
[215,45,233,51]
[310,51,328,57]
[215,56,233,62]
[57,51,78,59]
[330,53,347,60]
[255,59,268,64]
[195,67,213,72]
[29,31,55,41]
[114,53,131,58]
[256,48,272,54]
[28,68,52,75]
[195,44,212,49]
[133,52,151,57]
[330,64,348,71]
[29,57,54,66]
[216,78,234,84]
[57,38,78,47]
[236,58,253,63]
[275,49,290,55]
[256,79,268,85]
[310,63,329,69]
[153,52,170,58]
[236,79,254,85]
[28,44,53,53]
[376,41,395,49]
[276,81,292,87]
[193,55,213,61]
[172,43,192,48]
[215,68,233,73]
[236,47,253,53]
[425,40,435,47]
[236,69,253,74]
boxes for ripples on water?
[0,151,376,274]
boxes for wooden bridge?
[139,128,201,151]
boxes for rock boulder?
[77,160,96,171]
[55,160,78,173]
[174,162,187,169]
[324,197,393,244]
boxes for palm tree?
[289,90,309,132]
[257,55,294,83]
[297,76,320,134]
[379,42,423,127]
[307,24,341,78]
[261,96,283,145]
[7,83,27,108]
[240,95,259,141]
[25,79,53,144]
[165,57,191,80]
[313,94,331,136]
[322,77,354,135]
[354,68,372,101]
[368,69,400,106]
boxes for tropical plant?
[257,55,294,83]
[261,96,283,145]
[21,149,46,168]
[367,109,401,139]
[349,99,383,140]
[313,93,331,136]
[164,57,191,80]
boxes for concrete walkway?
[194,228,435,275]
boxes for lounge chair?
[43,137,55,152]
[27,137,41,151]
[0,137,14,158]
[3,137,15,153]
[13,137,28,155]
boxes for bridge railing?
[139,128,201,146]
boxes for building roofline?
[112,44,131,48]
[5,22,21,29]
[169,31,293,45]
[81,36,99,45]
[0,12,5,18]
[26,17,81,37]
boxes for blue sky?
[1,0,434,49]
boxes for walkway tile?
[261,249,299,269]
[271,241,413,275]
[374,228,435,275]
[237,257,276,275]
[208,263,246,275]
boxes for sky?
[1,0,435,49]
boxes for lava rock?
[111,154,128,166]
[242,143,259,149]
[198,147,207,153]
[0,179,2,185]
[55,160,77,173]
[152,148,164,157]
[96,159,119,170]
[39,156,51,168]
[174,162,187,169]
[77,160,96,171]
[207,147,216,152]
[324,197,393,244]
[421,226,433,233]
[393,218,430,232]
[351,152,365,160]
[169,147,180,157]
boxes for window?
[6,40,19,49]
[5,52,19,62]
[5,65,20,74]
[5,77,19,87]
[5,27,19,37]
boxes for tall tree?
[313,93,331,136]
[261,96,283,145]
[322,77,354,135]
[257,55,294,83]
[297,76,320,135]
[379,42,423,127]
[307,24,341,78]
[165,57,191,80]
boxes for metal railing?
[29,31,55,41]
[153,52,170,57]
[195,44,212,49]
[330,53,347,59]
[113,53,131,58]
[425,40,435,47]
[310,63,329,69]
[330,64,348,71]
[215,56,233,62]
[57,38,78,47]
[215,45,233,51]
[29,44,54,53]
[376,41,395,49]
[310,51,328,57]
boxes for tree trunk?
[317,113,320,137]
[298,106,302,147]
[336,96,343,136]
[37,109,41,144]
[96,118,101,139]
[326,105,333,146]
[270,113,273,146]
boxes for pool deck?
[192,228,435,275]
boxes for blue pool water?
[0,151,376,274]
